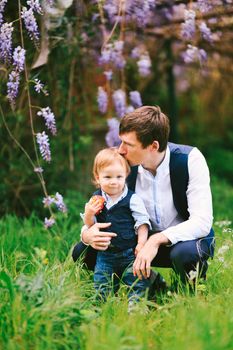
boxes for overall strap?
[93,189,102,196]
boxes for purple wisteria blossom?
[43,195,55,207]
[112,89,126,118]
[34,78,44,93]
[97,87,108,114]
[7,71,20,105]
[131,47,141,59]
[54,192,67,213]
[103,0,156,28]
[6,47,25,106]
[36,131,51,162]
[105,118,121,147]
[13,46,26,72]
[137,54,151,77]
[27,0,43,14]
[44,0,54,6]
[199,22,213,43]
[195,0,213,13]
[44,217,55,229]
[103,1,118,23]
[104,70,113,81]
[0,22,13,63]
[112,40,125,69]
[126,0,156,28]
[129,91,142,108]
[99,41,125,69]
[125,105,135,114]
[181,10,196,41]
[34,167,43,173]
[99,45,111,64]
[183,44,207,65]
[0,0,7,27]
[21,7,39,42]
[37,107,57,135]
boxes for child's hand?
[85,195,105,216]
[135,242,145,256]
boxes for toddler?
[83,147,151,302]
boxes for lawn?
[0,176,233,350]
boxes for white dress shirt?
[135,146,213,245]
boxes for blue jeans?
[94,248,150,300]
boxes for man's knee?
[170,241,199,267]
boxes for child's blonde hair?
[93,147,131,187]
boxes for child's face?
[96,161,127,197]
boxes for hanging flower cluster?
[181,10,196,41]
[103,0,156,28]
[105,118,121,148]
[97,87,108,114]
[21,6,39,42]
[0,0,7,27]
[182,45,207,65]
[0,22,13,63]
[7,46,26,104]
[180,5,216,64]
[37,107,57,135]
[99,40,126,69]
[195,0,213,13]
[43,192,67,213]
[0,0,66,229]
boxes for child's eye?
[117,176,123,178]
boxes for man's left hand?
[133,239,159,279]
[133,232,170,279]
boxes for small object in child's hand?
[89,195,105,214]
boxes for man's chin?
[127,160,139,167]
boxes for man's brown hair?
[119,106,170,151]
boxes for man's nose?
[118,142,126,155]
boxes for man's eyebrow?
[122,140,134,146]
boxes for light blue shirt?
[100,185,152,232]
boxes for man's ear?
[151,140,159,151]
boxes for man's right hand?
[82,222,117,250]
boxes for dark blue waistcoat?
[72,142,214,269]
[93,188,137,250]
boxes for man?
[73,105,214,287]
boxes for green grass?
[0,177,233,350]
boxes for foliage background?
[0,0,233,218]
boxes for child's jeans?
[94,247,150,301]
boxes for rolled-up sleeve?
[130,194,152,232]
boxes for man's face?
[118,131,151,166]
